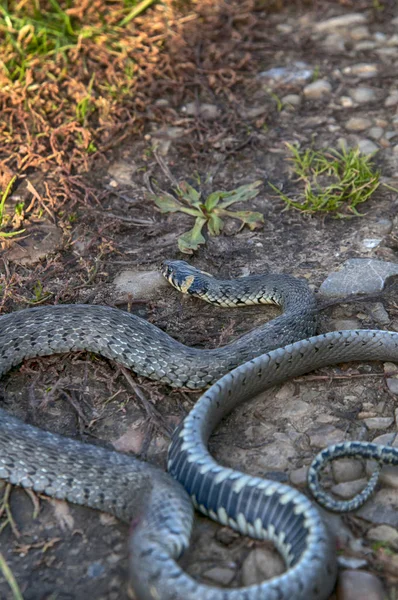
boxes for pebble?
[336,570,386,600]
[113,270,168,300]
[202,567,235,585]
[363,417,394,430]
[319,259,398,297]
[183,102,220,120]
[332,319,361,330]
[367,524,398,545]
[368,127,384,140]
[107,161,137,185]
[332,458,364,483]
[290,465,308,487]
[369,303,390,326]
[349,87,377,104]
[242,547,284,586]
[343,63,378,79]
[258,62,313,84]
[331,478,368,499]
[385,92,398,107]
[282,94,301,106]
[345,117,373,131]
[314,13,367,32]
[309,424,344,448]
[5,222,63,265]
[387,378,398,394]
[337,556,368,569]
[303,80,332,99]
[358,139,379,154]
[350,26,370,41]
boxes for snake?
[1,259,398,600]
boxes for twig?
[0,553,23,600]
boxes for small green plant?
[0,176,25,238]
[269,144,381,217]
[31,280,52,304]
[150,178,264,253]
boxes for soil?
[1,1,398,599]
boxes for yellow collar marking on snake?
[180,275,195,294]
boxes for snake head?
[161,260,210,297]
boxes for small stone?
[303,80,332,99]
[363,417,394,430]
[349,87,377,104]
[323,34,347,52]
[367,524,398,545]
[357,139,379,155]
[343,63,378,79]
[331,478,368,499]
[320,259,398,298]
[242,547,284,586]
[384,362,398,375]
[282,94,301,106]
[5,221,63,265]
[385,92,398,107]
[259,62,313,85]
[107,161,137,185]
[350,26,370,41]
[203,567,235,586]
[368,127,384,140]
[332,319,361,331]
[340,96,354,108]
[309,424,344,449]
[387,378,398,395]
[183,102,220,120]
[314,13,367,32]
[361,238,382,249]
[332,458,364,483]
[355,41,378,51]
[337,556,368,569]
[113,270,168,300]
[276,24,293,34]
[345,117,373,131]
[290,466,308,487]
[369,303,390,326]
[374,32,387,43]
[336,570,386,600]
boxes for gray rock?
[108,161,137,186]
[259,62,313,85]
[281,94,301,107]
[349,87,377,104]
[290,466,308,487]
[355,41,378,51]
[309,424,344,449]
[332,319,361,331]
[345,117,373,132]
[337,556,368,569]
[357,488,398,527]
[203,566,235,585]
[332,458,365,483]
[350,26,370,41]
[343,63,378,79]
[387,378,398,394]
[367,524,398,545]
[303,80,332,99]
[331,478,368,499]
[385,92,398,107]
[242,547,284,586]
[319,259,398,298]
[323,34,347,52]
[113,270,168,300]
[368,127,384,140]
[358,139,379,155]
[369,303,390,326]
[183,103,220,120]
[364,417,394,430]
[336,570,386,600]
[314,13,367,32]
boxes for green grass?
[269,143,381,217]
[0,176,25,238]
[149,175,264,253]
[0,0,157,82]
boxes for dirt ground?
[1,1,398,599]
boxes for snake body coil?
[0,260,397,599]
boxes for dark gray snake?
[1,259,397,600]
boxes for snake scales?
[1,259,397,600]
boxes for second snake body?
[0,260,397,599]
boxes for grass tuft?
[269,143,381,218]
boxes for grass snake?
[1,260,397,599]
